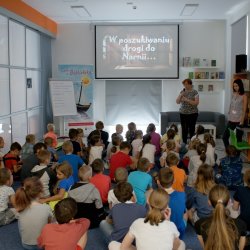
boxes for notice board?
[49,80,77,116]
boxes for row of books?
[188,71,225,79]
[183,57,216,67]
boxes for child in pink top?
[44,124,57,149]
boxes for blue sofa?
[160,111,226,138]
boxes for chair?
[229,128,250,150]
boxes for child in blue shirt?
[157,167,187,239]
[216,145,243,190]
[58,140,84,183]
[40,162,74,205]
[128,157,152,206]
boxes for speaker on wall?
[236,54,247,73]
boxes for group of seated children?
[0,120,250,250]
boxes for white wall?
[52,21,227,123]
[162,21,226,113]
[224,2,250,116]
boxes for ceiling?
[22,0,249,24]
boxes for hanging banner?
[58,64,94,136]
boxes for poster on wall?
[58,64,94,136]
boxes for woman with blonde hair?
[195,184,247,250]
[109,188,185,250]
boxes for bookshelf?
[181,66,225,93]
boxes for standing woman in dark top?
[176,79,199,144]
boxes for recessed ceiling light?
[71,5,91,17]
[127,2,133,5]
[180,4,199,16]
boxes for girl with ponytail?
[138,134,156,168]
[195,184,247,250]
[187,142,207,187]
[109,189,185,250]
[15,177,53,250]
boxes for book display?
[181,57,225,93]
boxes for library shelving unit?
[180,66,225,93]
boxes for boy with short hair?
[109,141,136,180]
[100,182,147,243]
[90,159,111,204]
[38,197,90,250]
[128,157,153,206]
[69,128,82,157]
[3,142,22,177]
[108,167,128,209]
[31,149,57,198]
[166,153,187,192]
[21,134,36,160]
[158,167,187,239]
[69,165,106,228]
[21,142,47,181]
[58,140,84,183]
[44,137,58,163]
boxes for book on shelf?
[211,59,216,67]
[208,84,214,92]
[201,58,209,67]
[193,58,200,67]
[219,71,225,79]
[183,57,192,67]
[188,72,194,79]
[205,72,209,79]
[195,72,202,79]
[210,72,219,79]
[198,84,203,91]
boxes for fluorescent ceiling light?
[180,4,199,16]
[71,5,91,17]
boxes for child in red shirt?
[38,197,90,250]
[90,159,111,204]
[109,142,136,180]
[3,142,22,179]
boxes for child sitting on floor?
[109,142,136,181]
[128,157,153,206]
[90,159,111,205]
[100,182,147,244]
[38,197,90,250]
[44,123,57,149]
[216,145,243,190]
[160,139,179,168]
[15,177,53,250]
[44,137,58,164]
[31,149,57,198]
[69,165,106,228]
[131,130,143,158]
[186,164,214,224]
[108,167,129,209]
[0,168,16,226]
[88,135,104,165]
[157,167,187,239]
[166,153,187,192]
[109,188,185,250]
[3,142,22,180]
[21,134,36,160]
[58,140,84,183]
[40,162,74,208]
